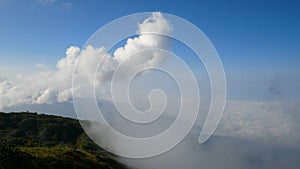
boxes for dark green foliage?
[77,132,105,153]
[0,112,84,147]
[0,141,127,169]
[0,112,128,169]
[0,140,42,169]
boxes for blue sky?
[1,2,300,168]
[0,0,300,100]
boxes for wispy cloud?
[0,66,8,70]
[36,0,72,10]
[61,2,72,10]
[36,0,56,6]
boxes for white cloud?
[37,0,56,6]
[2,12,299,150]
[57,88,72,103]
[36,88,58,104]
[36,63,46,69]
[114,12,172,62]
[0,12,172,110]
[216,100,300,147]
[36,0,72,11]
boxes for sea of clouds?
[1,12,300,169]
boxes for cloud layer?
[1,12,299,148]
[1,12,300,169]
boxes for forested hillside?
[0,112,127,169]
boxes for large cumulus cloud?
[0,12,172,110]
